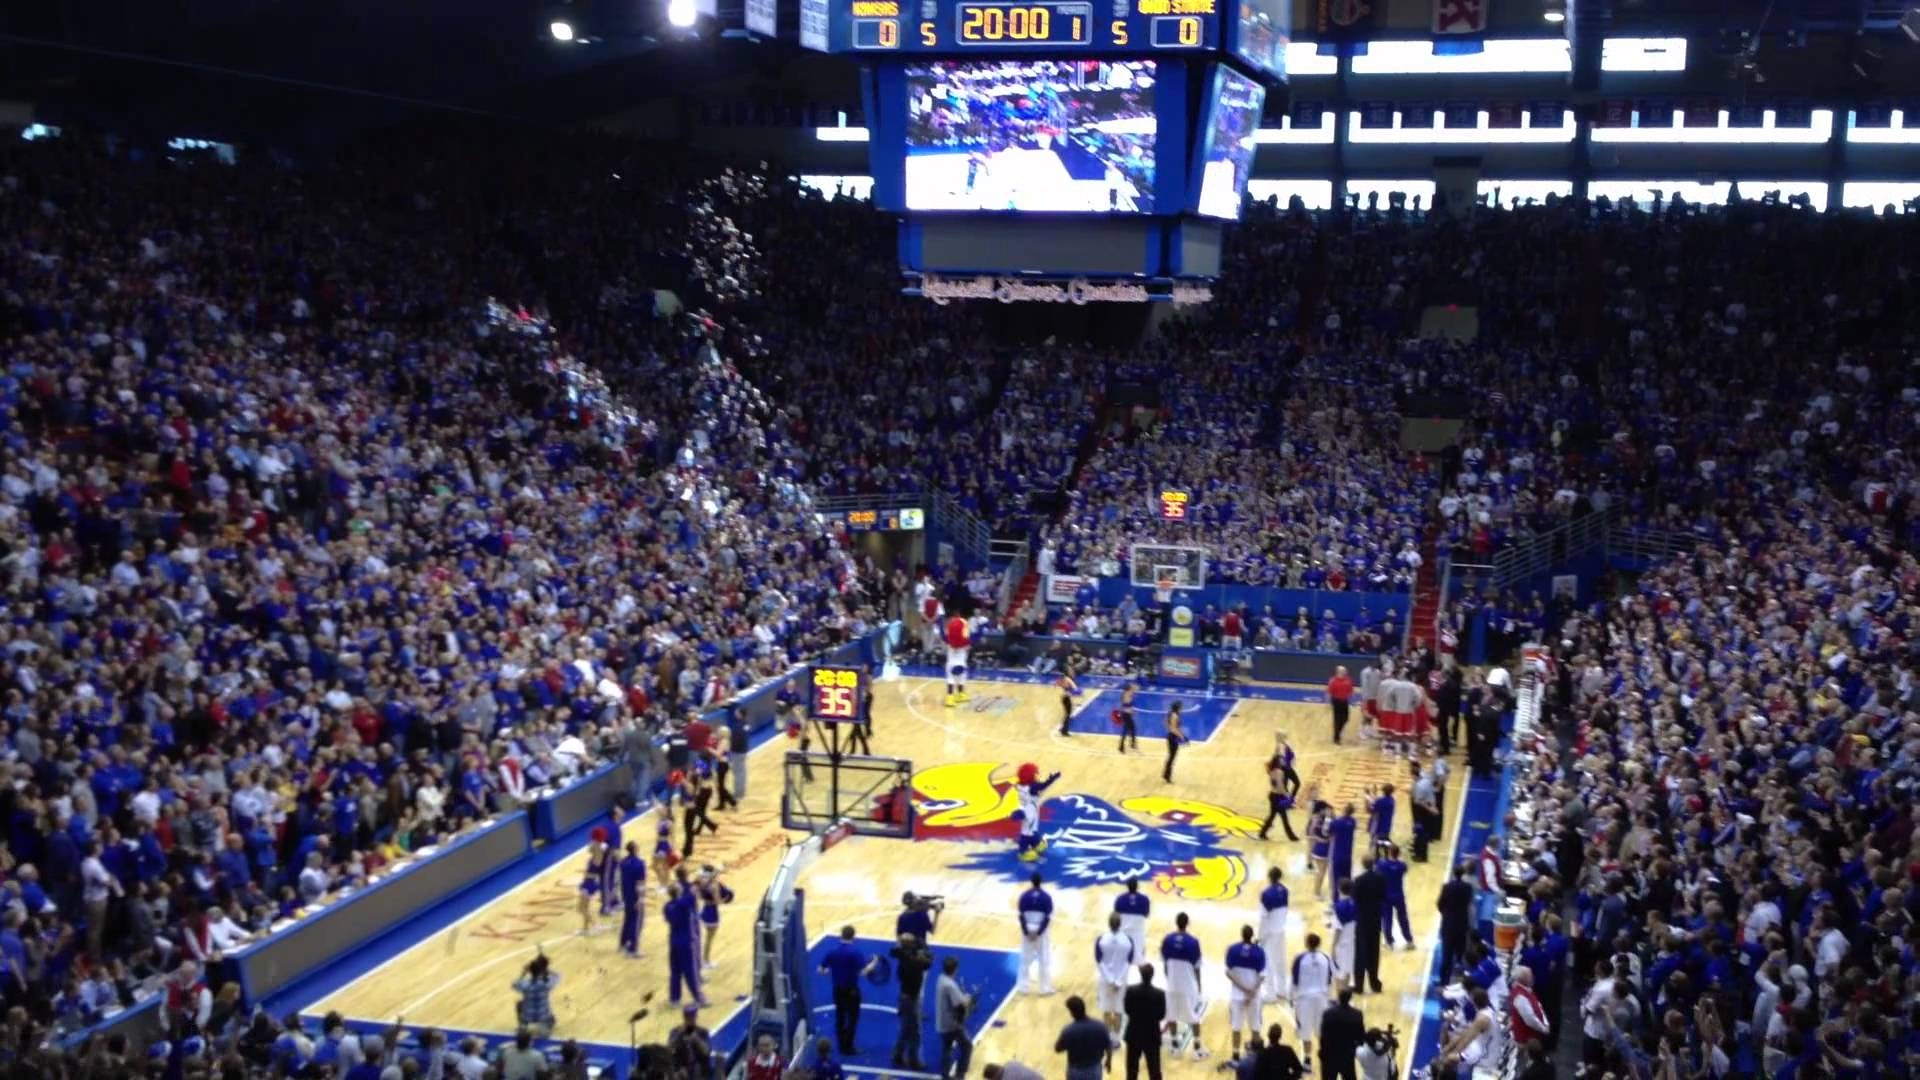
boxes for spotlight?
[667,0,697,27]
[1542,9,1565,21]
[550,19,576,40]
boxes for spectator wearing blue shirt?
[819,925,877,1055]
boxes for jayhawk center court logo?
[910,762,1255,900]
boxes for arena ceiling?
[0,0,1914,143]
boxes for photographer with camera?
[890,931,935,1071]
[512,953,560,1038]
[1354,1026,1397,1080]
[899,891,944,944]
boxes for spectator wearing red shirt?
[1221,609,1245,649]
[684,716,713,757]
[1327,666,1354,744]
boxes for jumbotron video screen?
[904,59,1159,214]
[1192,66,1264,220]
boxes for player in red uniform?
[944,613,971,707]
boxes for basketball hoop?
[1154,578,1175,605]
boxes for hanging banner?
[1855,101,1894,128]
[1727,102,1765,128]
[1290,101,1325,128]
[745,0,777,37]
[1443,101,1478,128]
[1530,101,1565,128]
[1774,101,1813,128]
[1683,100,1720,127]
[1314,0,1376,40]
[1593,99,1634,128]
[1432,0,1488,34]
[798,0,828,50]
[1488,102,1522,128]
[1400,103,1435,128]
[1360,101,1395,129]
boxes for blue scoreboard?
[804,0,1287,292]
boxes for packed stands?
[7,115,1920,1080]
[0,129,888,1062]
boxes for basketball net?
[1154,578,1175,605]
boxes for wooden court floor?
[315,675,1465,1071]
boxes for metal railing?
[1605,521,1700,565]
[1452,505,1621,592]
[932,490,991,564]
[991,538,1032,615]
[806,490,993,565]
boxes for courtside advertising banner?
[1045,575,1089,605]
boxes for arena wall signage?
[917,274,1214,305]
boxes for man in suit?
[1121,962,1168,1080]
[1316,988,1366,1080]
[1436,862,1476,985]
[1348,857,1386,995]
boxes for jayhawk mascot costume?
[1012,762,1063,862]
[943,613,972,707]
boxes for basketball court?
[307,669,1464,1076]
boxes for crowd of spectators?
[1410,197,1920,1080]
[7,110,1920,1080]
[1038,203,1436,591]
[687,174,1104,536]
[0,126,904,1065]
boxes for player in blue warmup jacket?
[619,842,648,957]
[1328,804,1359,891]
[665,882,709,1006]
[1377,843,1413,949]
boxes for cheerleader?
[1115,684,1139,753]
[681,765,720,858]
[847,674,875,757]
[600,800,628,916]
[1272,733,1302,797]
[1056,672,1079,737]
[695,865,733,969]
[580,829,611,933]
[1161,701,1184,783]
[1013,762,1062,862]
[652,819,679,890]
[1257,743,1299,842]
[1305,795,1333,899]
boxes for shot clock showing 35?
[808,666,868,724]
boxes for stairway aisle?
[1409,523,1444,652]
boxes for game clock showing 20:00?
[849,0,1218,51]
[809,666,868,724]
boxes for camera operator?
[512,954,560,1037]
[898,891,944,943]
[1355,1026,1397,1080]
[890,932,936,1071]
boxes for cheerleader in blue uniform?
[651,819,679,891]
[695,865,734,969]
[580,828,611,933]
[1305,792,1333,899]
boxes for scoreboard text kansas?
[846,0,1222,53]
